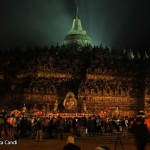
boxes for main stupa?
[62,7,92,47]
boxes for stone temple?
[0,8,150,116]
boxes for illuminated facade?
[0,10,150,116]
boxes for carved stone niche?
[117,98,122,103]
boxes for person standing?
[144,114,150,134]
[63,136,81,150]
[0,115,4,139]
[48,117,54,139]
[132,117,150,150]
[55,117,64,139]
[34,118,43,141]
[122,116,129,138]
[19,117,28,139]
[7,114,17,139]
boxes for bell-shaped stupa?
[62,7,92,47]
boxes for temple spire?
[76,6,79,19]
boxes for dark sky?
[0,0,150,50]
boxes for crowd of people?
[0,109,149,141]
[0,109,150,150]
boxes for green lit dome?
[62,9,92,47]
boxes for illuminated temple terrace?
[0,8,150,118]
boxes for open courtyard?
[0,134,150,150]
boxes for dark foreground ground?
[0,133,150,150]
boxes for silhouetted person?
[144,114,150,134]
[63,136,81,150]
[131,117,150,150]
[7,114,17,139]
[55,117,64,139]
[48,118,54,139]
[19,117,28,138]
[34,118,43,141]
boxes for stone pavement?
[0,134,149,150]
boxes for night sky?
[0,0,150,51]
